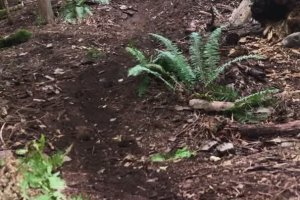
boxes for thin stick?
[0,122,6,146]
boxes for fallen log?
[231,120,300,139]
[0,3,24,20]
[229,0,252,26]
[189,99,235,112]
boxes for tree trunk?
[37,0,54,24]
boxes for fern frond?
[207,84,240,101]
[189,32,204,80]
[128,65,175,90]
[205,54,263,86]
[150,33,181,55]
[203,28,222,72]
[233,89,279,110]
[138,77,150,97]
[126,47,148,65]
[154,51,195,85]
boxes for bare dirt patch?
[0,0,299,199]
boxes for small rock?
[110,118,117,122]
[120,13,128,19]
[54,68,65,75]
[209,156,221,162]
[124,9,136,16]
[200,140,218,152]
[120,5,128,10]
[46,43,53,48]
[216,142,234,154]
[281,142,294,148]
[282,32,300,48]
[0,107,8,117]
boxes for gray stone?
[282,32,300,48]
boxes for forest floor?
[0,0,300,199]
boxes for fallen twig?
[0,122,6,146]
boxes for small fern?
[137,76,150,97]
[61,0,109,23]
[203,28,222,84]
[154,50,195,85]
[126,29,263,99]
[189,32,204,80]
[205,54,264,86]
[128,64,175,90]
[233,89,279,110]
[126,47,148,65]
[150,33,181,55]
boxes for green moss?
[0,29,32,48]
[0,9,7,19]
[86,47,103,60]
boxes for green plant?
[150,147,195,162]
[0,29,32,48]
[228,89,279,122]
[86,47,103,60]
[126,47,178,91]
[126,28,262,96]
[36,15,47,26]
[17,135,74,200]
[61,0,109,23]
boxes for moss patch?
[0,29,32,49]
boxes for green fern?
[150,33,196,85]
[223,89,279,122]
[128,65,175,90]
[205,54,264,86]
[154,50,195,85]
[137,77,150,97]
[207,84,240,101]
[126,47,148,65]
[233,89,279,110]
[189,32,204,80]
[126,29,264,98]
[203,28,222,84]
[61,0,109,23]
[150,33,181,55]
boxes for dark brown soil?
[0,0,299,199]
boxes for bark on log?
[233,120,300,139]
[189,99,235,112]
[229,0,252,26]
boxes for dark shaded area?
[251,0,293,24]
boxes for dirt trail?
[0,0,299,199]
